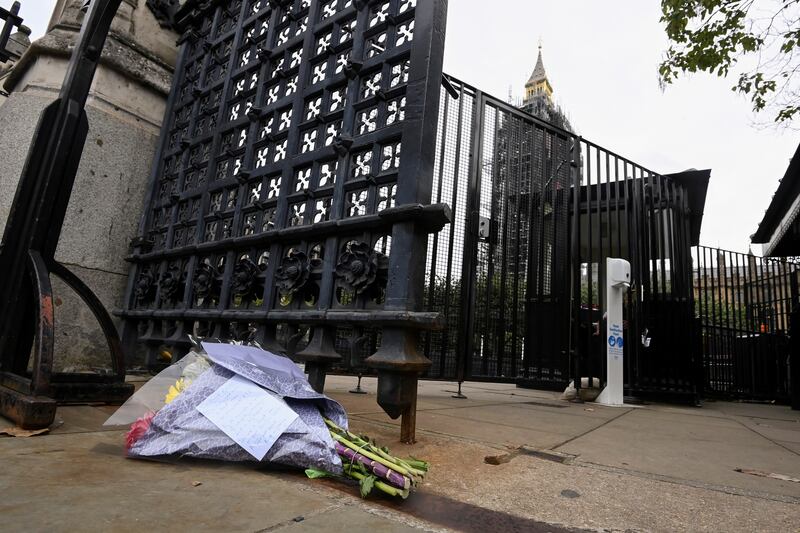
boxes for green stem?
[344,467,408,499]
[375,449,426,478]
[325,418,426,478]
[329,432,412,477]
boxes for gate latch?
[478,216,491,240]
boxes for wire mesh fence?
[422,77,700,401]
[694,247,797,401]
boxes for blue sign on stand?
[608,323,624,359]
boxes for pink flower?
[125,411,156,453]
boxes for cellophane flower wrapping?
[123,342,348,475]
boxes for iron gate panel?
[418,77,700,399]
[694,246,798,402]
[421,80,475,380]
[120,0,450,382]
[421,79,577,385]
[572,146,698,399]
[469,97,575,383]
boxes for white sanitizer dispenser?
[596,258,631,407]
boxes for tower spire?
[524,39,553,103]
[519,39,574,132]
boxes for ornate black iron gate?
[694,246,798,402]
[422,77,702,399]
[120,0,449,441]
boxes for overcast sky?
[11,0,799,254]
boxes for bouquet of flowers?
[108,339,427,499]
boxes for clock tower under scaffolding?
[521,43,573,132]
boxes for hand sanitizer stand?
[596,258,631,407]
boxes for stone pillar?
[0,0,177,371]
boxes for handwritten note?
[197,375,299,461]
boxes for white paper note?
[196,375,299,460]
[201,342,306,382]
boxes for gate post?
[452,89,484,396]
[790,302,800,410]
[568,137,583,394]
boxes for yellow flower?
[164,378,187,405]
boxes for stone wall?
[0,0,177,371]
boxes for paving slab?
[0,431,325,532]
[325,377,555,417]
[345,415,800,533]
[415,442,800,533]
[281,505,433,533]
[0,405,119,435]
[735,416,800,451]
[356,409,573,449]
[555,406,800,498]
[328,377,626,450]
[0,430,436,533]
[48,405,121,434]
[712,401,800,422]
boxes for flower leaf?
[304,469,332,479]
[359,475,377,498]
[406,456,430,472]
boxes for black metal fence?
[420,76,700,399]
[694,246,798,401]
[571,145,697,399]
[118,1,755,405]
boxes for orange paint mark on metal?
[40,295,54,327]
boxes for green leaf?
[658,0,799,124]
[359,475,377,498]
[403,458,429,472]
[305,469,332,479]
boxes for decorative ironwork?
[0,0,132,429]
[335,241,381,294]
[0,1,23,63]
[135,268,157,301]
[275,250,311,297]
[121,0,450,442]
[146,0,179,28]
[158,264,183,302]
[231,257,263,297]
[191,261,218,302]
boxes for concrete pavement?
[329,377,800,531]
[1,376,798,532]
